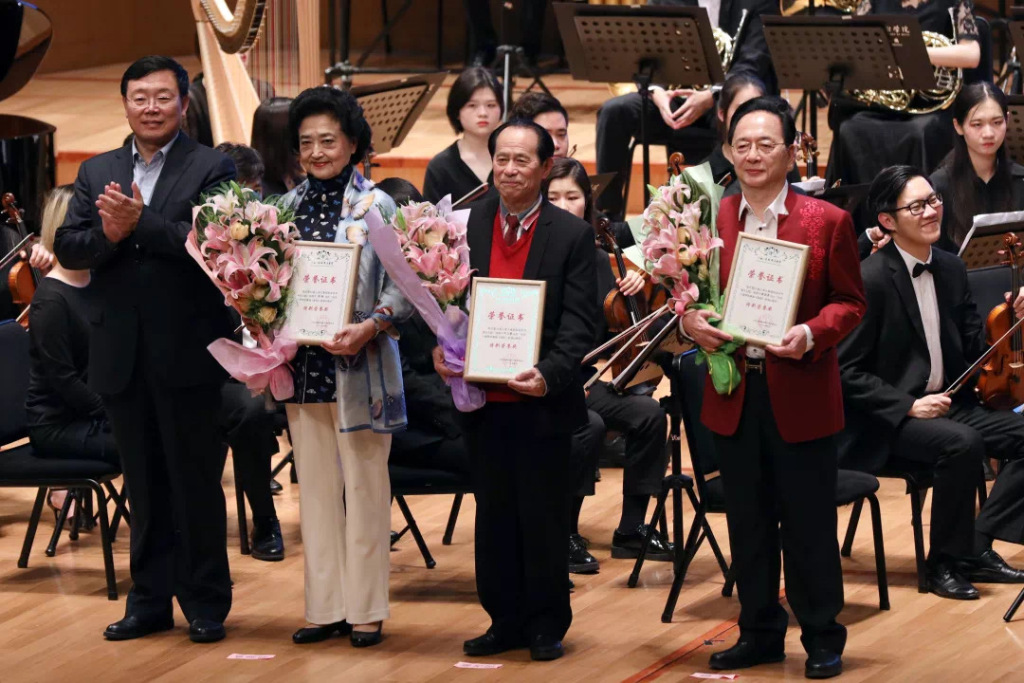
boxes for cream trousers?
[286,403,392,625]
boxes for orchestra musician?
[682,97,866,679]
[53,56,237,644]
[433,119,598,661]
[839,165,1024,601]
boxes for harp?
[192,0,321,145]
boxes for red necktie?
[504,213,520,247]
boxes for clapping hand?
[96,181,143,243]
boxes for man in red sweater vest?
[434,120,598,662]
[682,98,866,679]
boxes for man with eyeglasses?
[839,165,1024,603]
[682,97,865,679]
[55,56,237,644]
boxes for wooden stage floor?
[0,57,830,216]
[2,439,1024,683]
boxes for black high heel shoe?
[292,620,351,644]
[350,623,383,648]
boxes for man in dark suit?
[595,0,781,219]
[433,119,598,661]
[838,165,1024,601]
[53,56,236,643]
[683,98,866,679]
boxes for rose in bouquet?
[365,194,484,412]
[640,162,745,395]
[185,181,301,399]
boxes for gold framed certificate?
[281,241,361,345]
[721,233,808,347]
[463,277,546,383]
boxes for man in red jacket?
[682,97,866,680]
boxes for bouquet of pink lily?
[365,194,485,412]
[185,181,300,400]
[640,162,745,395]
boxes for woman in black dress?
[422,67,503,203]
[827,0,981,187]
[863,81,1024,254]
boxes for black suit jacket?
[653,0,780,94]
[837,241,985,472]
[53,134,237,395]
[464,195,598,436]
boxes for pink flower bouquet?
[185,181,300,400]
[365,195,484,412]
[640,163,744,395]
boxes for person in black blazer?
[594,0,780,219]
[838,165,1024,602]
[53,56,236,644]
[434,120,598,661]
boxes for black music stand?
[554,2,723,207]
[1004,96,1024,164]
[958,214,1024,267]
[348,73,446,180]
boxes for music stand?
[815,183,871,216]
[554,2,723,207]
[1003,96,1024,164]
[590,172,617,203]
[958,213,1024,268]
[348,73,446,179]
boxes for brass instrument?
[850,27,962,115]
[782,0,860,16]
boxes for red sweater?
[485,210,538,402]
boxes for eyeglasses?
[730,140,787,156]
[127,94,178,110]
[886,192,943,217]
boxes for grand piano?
[0,0,54,319]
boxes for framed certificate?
[721,233,808,347]
[281,241,361,345]
[463,277,546,383]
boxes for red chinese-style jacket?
[701,188,867,444]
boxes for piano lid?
[0,1,53,102]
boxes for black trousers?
[586,382,668,496]
[713,374,846,655]
[29,418,120,467]
[570,409,605,498]
[595,92,717,220]
[103,368,231,624]
[220,382,279,519]
[891,401,1024,559]
[466,402,572,641]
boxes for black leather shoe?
[928,562,980,600]
[103,615,174,641]
[569,533,600,574]
[269,478,283,494]
[530,635,564,661]
[805,650,843,679]
[292,621,352,644]
[251,516,284,562]
[611,524,674,561]
[350,623,383,648]
[189,618,226,643]
[957,549,1024,584]
[463,631,524,657]
[709,641,786,670]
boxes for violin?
[975,233,1024,410]
[596,216,650,381]
[2,193,41,328]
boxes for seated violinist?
[838,165,1024,600]
[543,158,671,571]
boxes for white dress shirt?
[894,243,945,392]
[737,183,814,359]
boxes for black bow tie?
[912,262,935,278]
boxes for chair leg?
[722,564,736,597]
[394,496,435,569]
[629,484,668,588]
[89,482,118,600]
[909,488,929,594]
[46,490,74,557]
[105,481,130,541]
[702,517,731,581]
[68,489,82,541]
[19,488,47,568]
[233,457,251,556]
[443,494,463,546]
[841,498,864,558]
[661,489,703,623]
[866,493,890,610]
